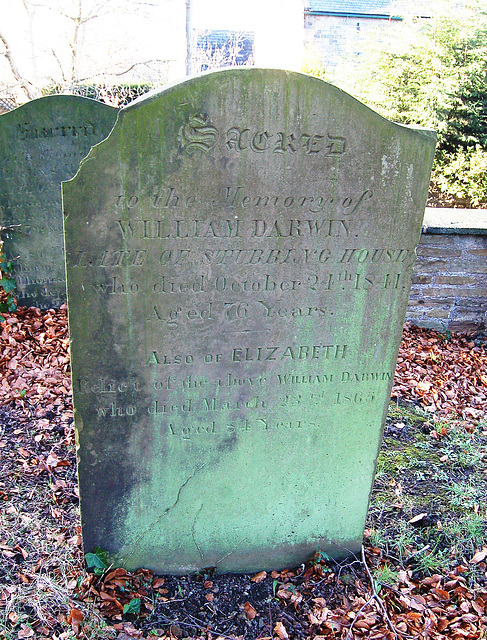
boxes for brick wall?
[304,14,402,68]
[406,209,487,333]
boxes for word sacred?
[17,121,97,140]
[180,113,347,157]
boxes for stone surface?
[422,207,487,235]
[0,96,118,308]
[408,231,487,331]
[63,69,436,574]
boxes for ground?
[0,307,486,639]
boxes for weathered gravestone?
[0,96,118,309]
[63,69,436,574]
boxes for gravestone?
[63,69,436,574]
[0,96,118,309]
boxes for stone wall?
[304,13,402,68]
[407,209,487,333]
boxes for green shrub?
[301,44,327,81]
[0,230,17,322]
[433,146,487,206]
[335,1,487,205]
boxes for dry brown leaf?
[67,607,84,635]
[251,570,267,583]
[437,617,450,632]
[243,601,257,620]
[470,548,487,564]
[273,621,289,639]
[472,599,485,615]
[17,625,34,639]
[354,619,372,630]
[433,587,451,601]
[152,577,165,589]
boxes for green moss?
[368,404,487,584]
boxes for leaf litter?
[0,307,486,639]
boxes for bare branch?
[0,30,38,100]
[50,49,67,85]
[75,59,173,84]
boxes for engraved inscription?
[226,128,346,156]
[113,186,374,215]
[116,218,241,239]
[77,364,394,429]
[17,121,97,140]
[145,343,348,365]
[180,114,219,155]
[223,186,371,214]
[178,113,348,158]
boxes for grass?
[368,400,487,585]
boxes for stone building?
[303,0,431,68]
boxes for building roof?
[305,0,433,18]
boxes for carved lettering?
[116,218,240,239]
[277,373,333,384]
[180,114,219,154]
[202,248,296,266]
[252,218,349,238]
[339,248,413,265]
[333,392,377,405]
[223,128,347,157]
[341,371,392,382]
[223,186,372,214]
[75,377,141,394]
[95,402,137,417]
[17,121,96,140]
[203,395,266,411]
[148,302,213,327]
[231,344,347,362]
[72,249,147,268]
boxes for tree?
[0,29,38,100]
[0,0,178,103]
[335,1,487,204]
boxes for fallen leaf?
[152,577,165,589]
[273,621,289,639]
[433,587,450,601]
[408,513,428,526]
[472,598,485,615]
[470,548,487,564]
[251,570,267,583]
[67,607,84,634]
[17,625,34,639]
[243,601,257,620]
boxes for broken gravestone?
[0,95,118,308]
[63,69,436,574]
